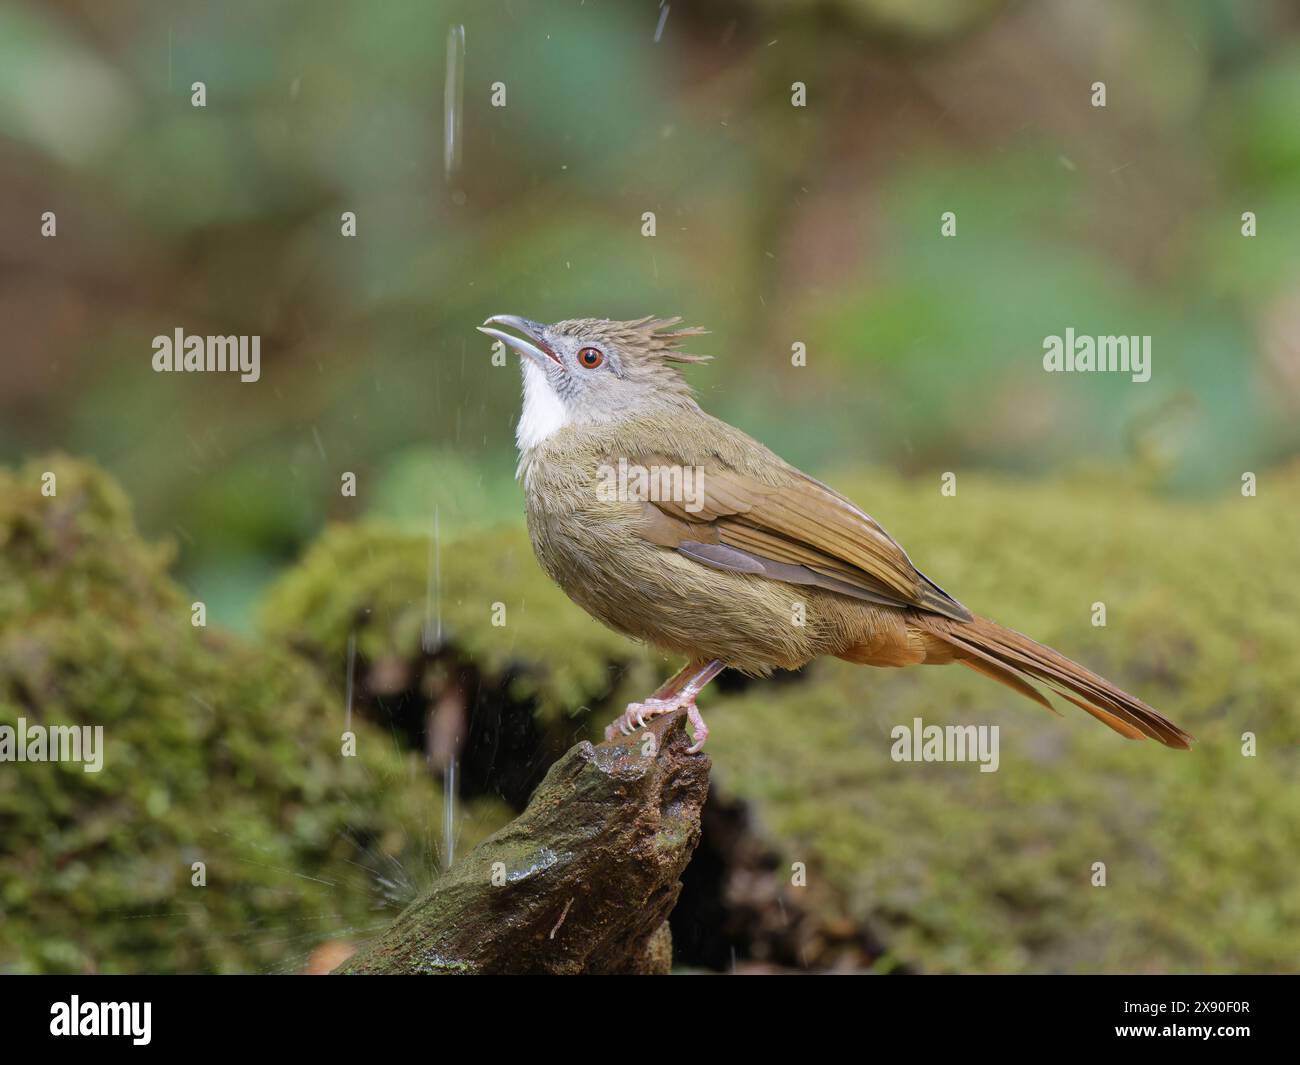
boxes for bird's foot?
[604,695,710,754]
[605,698,679,740]
[683,701,709,754]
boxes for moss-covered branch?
[335,711,709,975]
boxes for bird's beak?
[477,315,562,369]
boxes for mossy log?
[0,457,515,975]
[335,711,709,975]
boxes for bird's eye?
[577,346,605,369]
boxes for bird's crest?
[553,316,711,367]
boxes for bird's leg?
[605,658,725,753]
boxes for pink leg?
[605,659,725,754]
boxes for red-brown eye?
[577,347,604,369]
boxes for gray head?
[477,315,709,450]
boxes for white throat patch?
[516,358,569,452]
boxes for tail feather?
[922,614,1193,750]
[945,638,1057,713]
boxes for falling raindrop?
[443,24,465,185]
[422,506,441,653]
[654,3,670,43]
[443,755,457,871]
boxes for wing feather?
[627,455,971,621]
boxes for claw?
[603,694,710,753]
[604,660,724,753]
[685,702,709,754]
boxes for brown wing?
[628,457,971,622]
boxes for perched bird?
[478,314,1193,754]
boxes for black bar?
[0,974,1291,1052]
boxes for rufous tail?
[919,613,1193,749]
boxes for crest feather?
[552,315,712,366]
[623,316,712,364]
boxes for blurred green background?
[3,0,1299,627]
[2,0,1299,974]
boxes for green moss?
[259,521,655,725]
[258,463,1300,973]
[6,455,1295,973]
[703,465,1300,973]
[0,456,512,974]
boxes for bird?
[477,313,1193,755]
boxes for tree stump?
[335,710,709,974]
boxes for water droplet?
[443,25,465,185]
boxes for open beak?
[477,315,562,369]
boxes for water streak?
[443,25,465,183]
